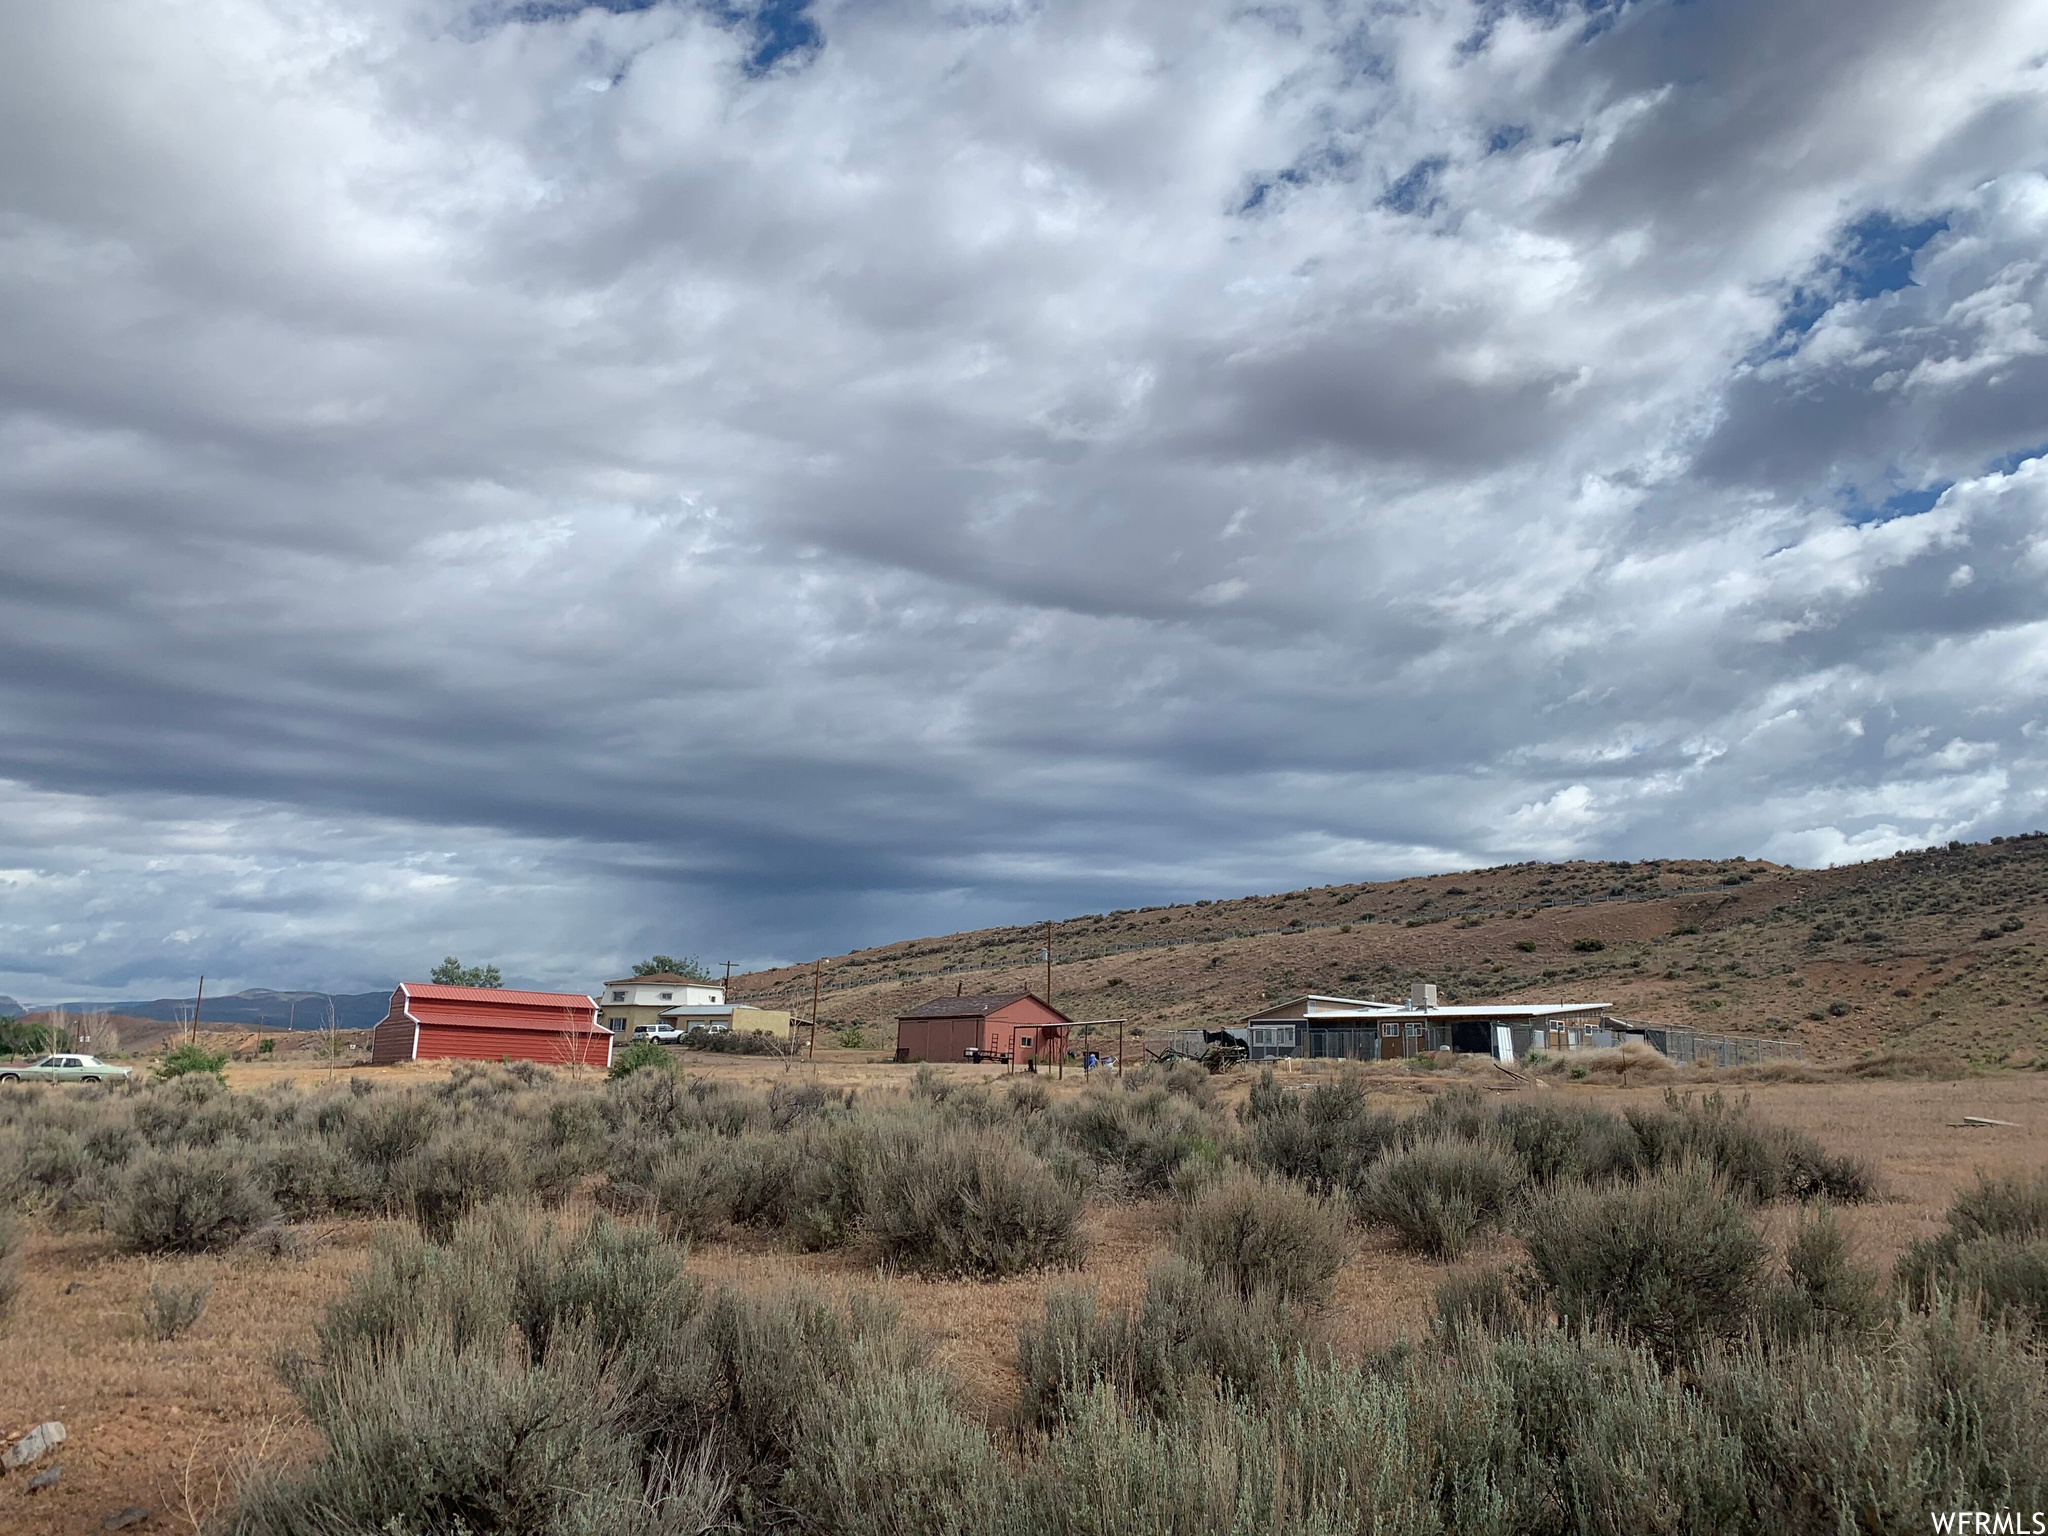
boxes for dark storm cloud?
[1,0,2045,1000]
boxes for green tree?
[430,957,502,988]
[632,955,712,981]
[0,1017,51,1058]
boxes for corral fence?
[1613,1021,1804,1067]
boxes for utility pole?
[809,958,821,1060]
[191,975,205,1046]
[722,960,734,996]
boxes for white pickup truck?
[0,1053,133,1084]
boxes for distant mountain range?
[12,988,394,1030]
[0,997,23,1019]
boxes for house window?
[608,1017,626,1028]
[612,991,626,1002]
[1249,1025,1296,1048]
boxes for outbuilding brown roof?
[897,992,1040,1019]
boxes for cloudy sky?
[3,0,2046,1000]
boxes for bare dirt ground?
[3,1061,2042,1533]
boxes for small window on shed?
[1019,1034,1033,1046]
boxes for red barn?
[894,992,1069,1065]
[369,983,611,1069]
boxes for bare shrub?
[139,1271,212,1340]
[1695,1296,2048,1527]
[394,1129,525,1240]
[1938,1240,2048,1330]
[1039,1083,1224,1197]
[1354,1135,1521,1259]
[341,1092,445,1172]
[1004,1077,1050,1116]
[1409,1084,1497,1145]
[1523,1162,1767,1366]
[1122,1059,1218,1109]
[863,1124,1082,1278]
[254,1134,380,1219]
[7,1127,105,1215]
[110,1146,276,1253]
[1433,1265,1530,1338]
[766,1080,844,1129]
[1018,1255,1309,1427]
[1493,1100,1639,1186]
[0,1214,21,1332]
[680,1027,789,1056]
[1761,1205,1883,1343]
[781,1368,1003,1536]
[642,1133,802,1242]
[1627,1089,1875,1202]
[1533,1040,1679,1085]
[1899,1167,2048,1326]
[511,1213,704,1365]
[1169,1170,1350,1305]
[232,1333,731,1536]
[1936,1166,2048,1244]
[1241,1071,1400,1196]
[243,1224,309,1261]
[785,1120,871,1251]
[680,1285,930,1500]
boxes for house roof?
[1279,994,1404,1014]
[897,992,1067,1021]
[1302,1002,1611,1023]
[602,974,718,988]
[399,982,607,1033]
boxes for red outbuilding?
[369,982,611,1069]
[894,992,1070,1065]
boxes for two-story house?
[598,973,724,1035]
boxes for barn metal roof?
[1300,1002,1611,1023]
[398,983,607,1032]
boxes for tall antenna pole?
[191,975,205,1046]
[1044,921,1052,1003]
[809,958,821,1060]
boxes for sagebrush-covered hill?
[735,836,2048,1063]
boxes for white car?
[0,1053,134,1084]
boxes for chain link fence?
[1617,1022,1804,1066]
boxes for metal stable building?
[1237,984,1614,1064]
